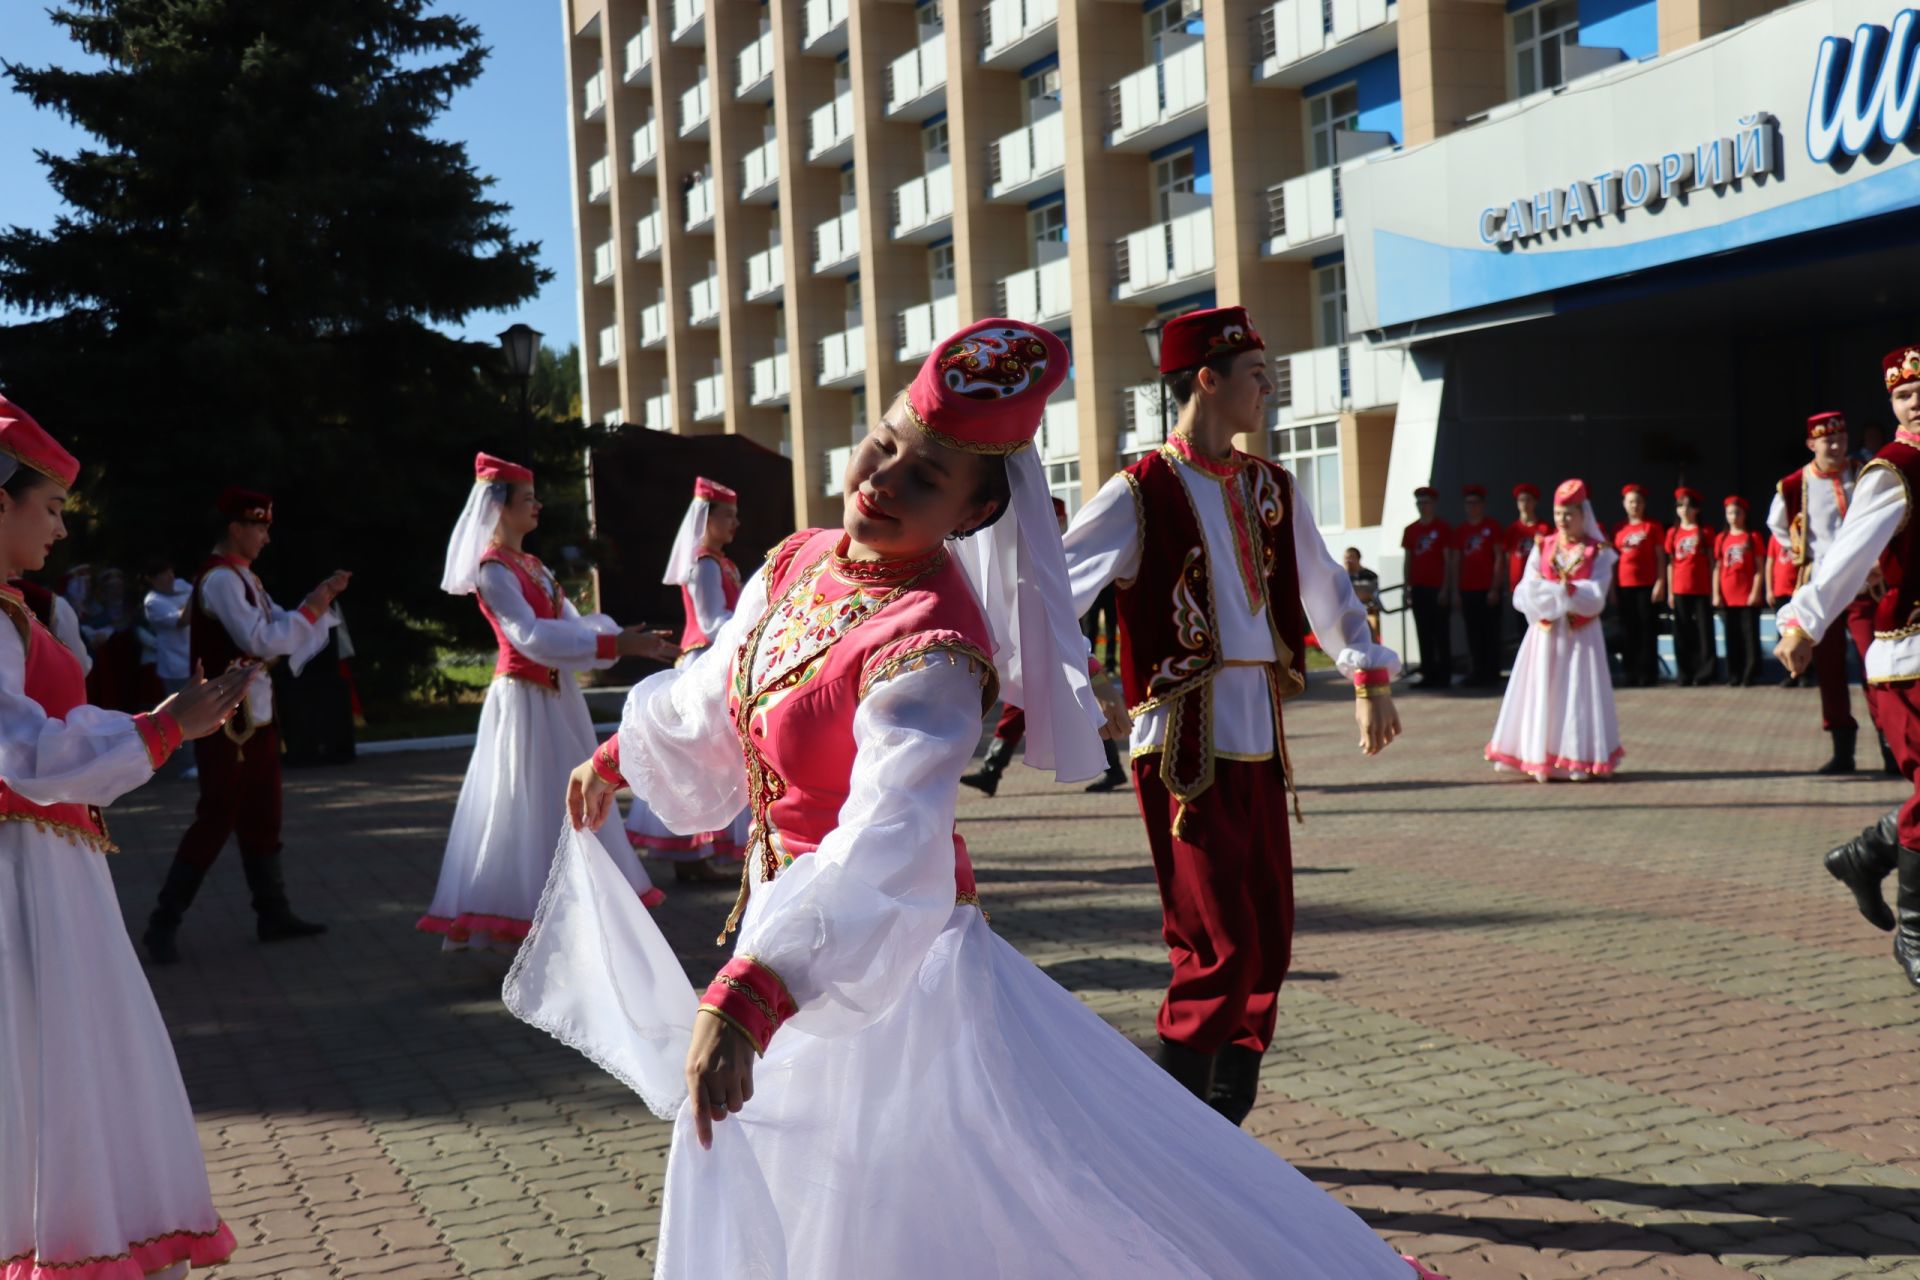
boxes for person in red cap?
[141,486,352,964]
[1612,484,1666,686]
[1714,496,1765,686]
[1768,410,1895,773]
[1504,483,1552,660]
[1401,485,1452,687]
[0,396,254,1279]
[1779,344,1920,992]
[1665,487,1718,685]
[1452,484,1502,687]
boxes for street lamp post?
[497,323,543,427]
[1139,318,1170,445]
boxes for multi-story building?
[561,0,1920,590]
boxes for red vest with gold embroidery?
[1866,441,1920,636]
[0,590,113,851]
[190,555,259,680]
[1535,535,1603,629]
[679,549,743,652]
[1113,445,1306,817]
[476,548,565,690]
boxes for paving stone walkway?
[103,674,1920,1278]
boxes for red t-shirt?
[1612,519,1665,588]
[1715,529,1762,607]
[1401,519,1452,589]
[1767,534,1799,598]
[1505,519,1552,586]
[1451,518,1501,592]
[1665,523,1715,597]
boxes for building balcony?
[684,172,715,232]
[813,207,861,275]
[623,24,652,83]
[891,166,953,242]
[980,0,1058,70]
[1108,41,1207,151]
[694,371,726,422]
[752,349,791,406]
[897,295,960,362]
[988,114,1065,202]
[824,444,854,496]
[1271,342,1403,422]
[995,257,1070,327]
[582,67,607,120]
[803,0,849,54]
[670,0,704,45]
[1038,388,1079,463]
[817,326,866,388]
[592,238,616,286]
[587,155,612,204]
[1113,205,1214,304]
[644,391,672,432]
[679,74,710,139]
[1253,0,1398,87]
[640,300,667,349]
[741,137,780,203]
[886,32,948,119]
[597,323,621,368]
[746,242,785,303]
[808,91,856,165]
[1118,382,1171,458]
[635,209,662,261]
[737,29,775,100]
[1262,168,1342,259]
[631,118,658,174]
[689,272,721,327]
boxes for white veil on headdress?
[441,481,507,596]
[661,498,709,587]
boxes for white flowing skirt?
[506,830,1421,1280]
[1485,618,1623,780]
[622,795,749,864]
[0,827,235,1279]
[421,675,661,951]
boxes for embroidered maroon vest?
[679,549,743,652]
[1866,440,1920,637]
[476,548,564,690]
[0,590,113,851]
[190,555,258,681]
[1113,446,1306,823]
[1778,462,1855,580]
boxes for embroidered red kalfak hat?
[1556,479,1589,506]
[1157,306,1264,376]
[694,476,738,503]
[1806,411,1846,439]
[475,452,533,485]
[905,318,1070,455]
[217,486,274,524]
[1884,345,1920,391]
[0,396,79,489]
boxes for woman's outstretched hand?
[617,626,680,663]
[567,758,617,831]
[1357,692,1401,756]
[686,1008,756,1150]
[156,661,258,740]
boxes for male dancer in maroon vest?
[1064,306,1402,1124]
[143,487,351,964]
[1779,345,1920,991]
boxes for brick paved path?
[100,675,1920,1278]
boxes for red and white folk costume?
[420,453,660,952]
[0,398,236,1280]
[1486,479,1622,781]
[504,320,1439,1279]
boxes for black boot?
[242,852,328,943]
[1895,848,1920,991]
[1882,733,1902,777]
[142,859,206,966]
[1826,809,1899,932]
[1817,727,1858,775]
[1207,1044,1263,1127]
[1084,740,1128,793]
[960,736,1015,798]
[1154,1037,1215,1100]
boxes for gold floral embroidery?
[0,810,116,854]
[857,639,999,710]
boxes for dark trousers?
[1410,585,1451,684]
[1616,585,1660,686]
[1133,756,1292,1054]
[174,724,283,871]
[1672,593,1717,685]
[1460,590,1499,684]
[1814,596,1881,733]
[1721,605,1762,686]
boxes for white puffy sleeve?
[1292,487,1400,678]
[1571,547,1615,617]
[1781,465,1906,642]
[1765,487,1790,548]
[1062,473,1143,617]
[614,570,767,833]
[201,567,334,675]
[476,562,616,672]
[686,559,733,638]
[51,597,91,675]
[1511,547,1568,624]
[0,624,158,807]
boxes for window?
[839,166,857,202]
[1047,459,1082,516]
[917,1,943,34]
[1307,84,1359,171]
[1028,201,1067,252]
[850,388,867,443]
[1144,0,1202,60]
[1274,421,1343,526]
[845,278,862,321]
[1152,149,1197,221]
[1023,66,1062,124]
[1513,0,1579,96]
[922,120,949,160]
[1314,263,1347,347]
[929,243,955,292]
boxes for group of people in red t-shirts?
[1399,482,1562,689]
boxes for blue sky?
[0,1,580,352]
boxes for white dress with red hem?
[1486,540,1623,781]
[0,610,235,1280]
[419,558,661,953]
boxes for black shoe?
[1826,810,1900,932]
[242,852,328,943]
[1207,1044,1263,1127]
[960,736,1015,798]
[142,858,207,966]
[1085,740,1128,793]
[1895,848,1920,991]
[1154,1037,1215,1100]
[1817,727,1859,775]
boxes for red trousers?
[1882,684,1920,845]
[992,703,1025,744]
[1133,755,1293,1054]
[174,724,284,871]
[1815,597,1880,733]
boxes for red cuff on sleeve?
[699,955,798,1055]
[1353,668,1391,689]
[596,633,619,661]
[298,603,324,625]
[590,735,623,785]
[132,711,183,771]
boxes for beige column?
[1340,410,1396,527]
[849,0,924,410]
[1657,0,1783,54]
[603,0,655,424]
[567,0,622,425]
[1397,0,1506,147]
[943,4,1029,322]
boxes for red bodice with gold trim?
[476,547,564,690]
[0,590,113,851]
[1867,440,1920,635]
[679,550,743,652]
[1535,535,1604,630]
